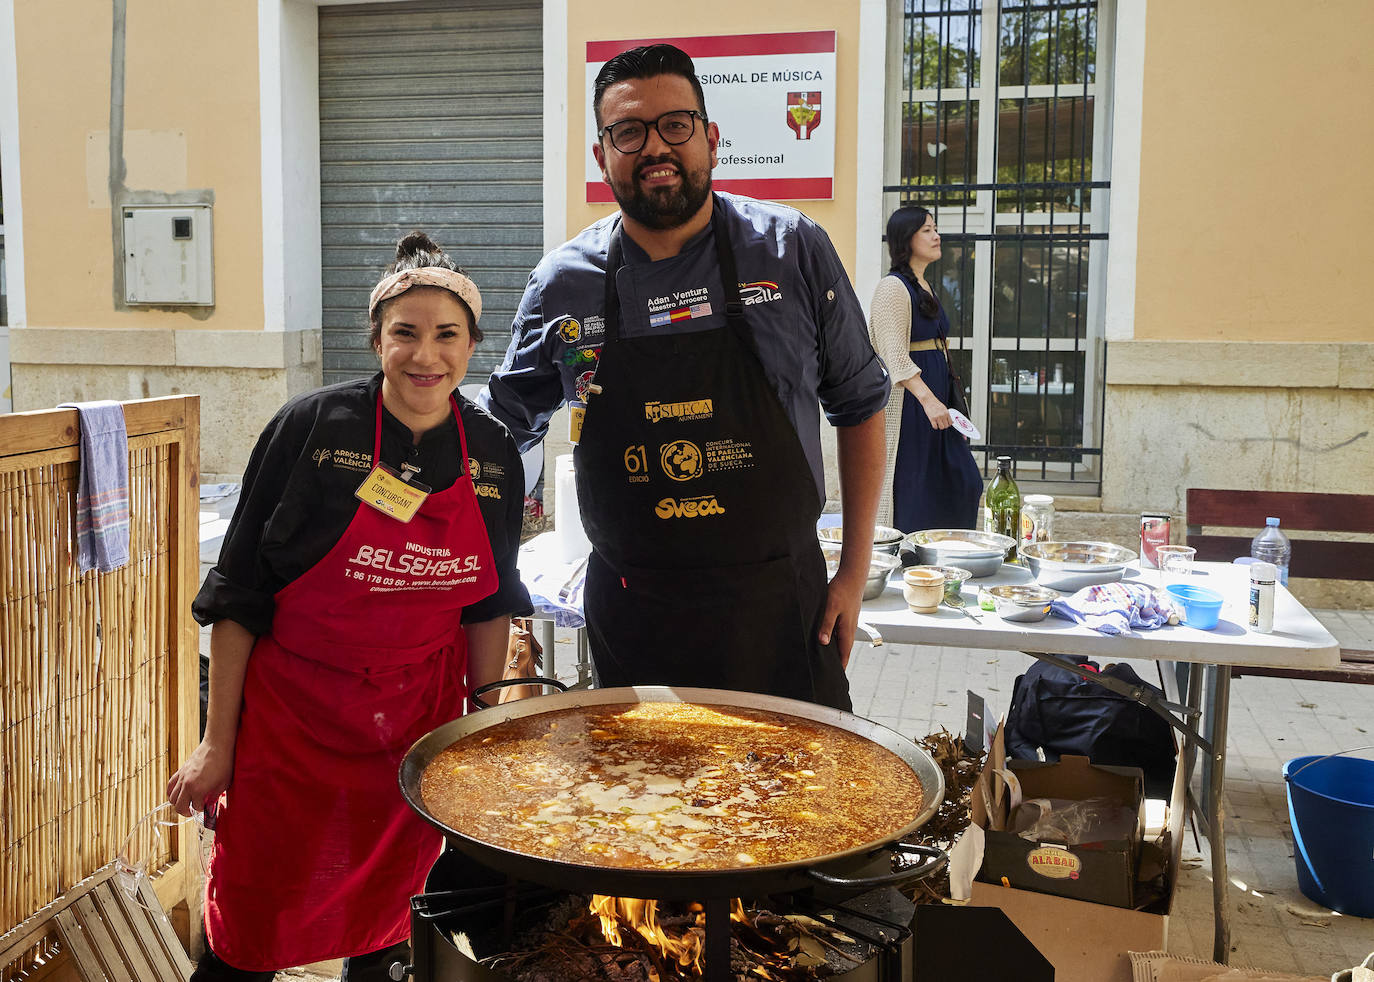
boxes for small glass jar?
[1022,494,1055,546]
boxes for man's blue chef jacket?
[485,192,891,499]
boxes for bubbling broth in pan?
[420,702,924,870]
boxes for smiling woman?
[368,237,484,438]
[168,231,533,980]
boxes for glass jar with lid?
[1022,494,1055,546]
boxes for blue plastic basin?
[1165,583,1224,630]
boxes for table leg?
[534,618,556,681]
[1205,663,1232,964]
[1183,662,1207,837]
[575,628,594,685]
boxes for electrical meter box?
[123,205,214,305]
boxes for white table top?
[861,561,1340,670]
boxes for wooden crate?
[55,872,193,982]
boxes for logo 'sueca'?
[655,496,726,519]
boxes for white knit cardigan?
[868,275,923,528]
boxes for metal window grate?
[886,0,1110,492]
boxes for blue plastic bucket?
[1283,752,1374,917]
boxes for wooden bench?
[1185,489,1374,684]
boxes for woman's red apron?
[204,395,497,970]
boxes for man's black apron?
[574,195,851,711]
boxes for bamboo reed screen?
[0,397,200,979]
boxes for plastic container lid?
[1251,561,1278,580]
[1024,494,1054,506]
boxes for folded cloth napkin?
[1050,581,1175,635]
[59,401,130,573]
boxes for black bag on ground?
[1005,655,1178,798]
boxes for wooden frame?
[1,397,201,977]
[1185,488,1374,582]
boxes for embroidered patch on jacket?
[739,280,783,306]
[556,317,582,343]
[648,302,713,328]
[314,447,372,473]
[575,370,597,402]
[562,345,601,367]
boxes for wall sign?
[586,31,837,202]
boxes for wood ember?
[479,898,861,980]
[897,727,986,905]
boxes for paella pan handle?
[469,677,569,709]
[805,843,948,890]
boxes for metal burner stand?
[400,849,922,981]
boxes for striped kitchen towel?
[60,401,131,573]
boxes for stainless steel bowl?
[901,529,1015,577]
[983,583,1059,622]
[908,565,974,603]
[819,524,905,556]
[827,550,902,601]
[1021,540,1138,592]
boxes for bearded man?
[484,43,889,710]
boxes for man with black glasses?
[485,43,888,710]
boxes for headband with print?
[368,267,483,323]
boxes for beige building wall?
[1133,0,1373,344]
[16,2,262,329]
[7,1,318,474]
[1101,0,1374,605]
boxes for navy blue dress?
[891,275,983,533]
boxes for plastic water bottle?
[1250,517,1291,586]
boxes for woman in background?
[869,205,981,532]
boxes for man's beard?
[612,155,712,230]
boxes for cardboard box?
[973,743,1146,908]
[960,723,1188,982]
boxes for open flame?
[588,895,746,972]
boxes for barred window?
[888,0,1111,492]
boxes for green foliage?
[902,3,1097,92]
[998,6,1096,87]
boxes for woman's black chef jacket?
[194,374,533,634]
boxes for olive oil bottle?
[985,455,1021,560]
